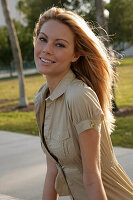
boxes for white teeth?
[40,58,54,63]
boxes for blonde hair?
[34,7,116,133]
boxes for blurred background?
[0,0,133,199]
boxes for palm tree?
[95,0,109,47]
[1,0,28,107]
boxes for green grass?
[119,56,133,66]
[111,116,133,148]
[0,111,133,148]
[0,57,133,148]
[0,111,38,136]
[0,74,45,104]
[115,65,133,107]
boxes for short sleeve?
[66,82,104,135]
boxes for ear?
[72,52,80,63]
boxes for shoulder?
[34,82,47,100]
[65,78,99,104]
[65,79,104,133]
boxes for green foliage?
[17,0,67,32]
[106,0,133,47]
[17,0,96,34]
[14,21,34,61]
[0,21,34,67]
[64,0,96,22]
[0,27,12,66]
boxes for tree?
[0,27,13,76]
[95,0,118,112]
[17,0,67,32]
[106,0,133,49]
[14,21,34,61]
[63,0,97,26]
[1,0,28,107]
[0,22,33,69]
[95,0,109,47]
[17,0,96,31]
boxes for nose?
[42,42,53,54]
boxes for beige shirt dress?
[34,69,133,200]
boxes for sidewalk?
[0,194,23,200]
[0,69,38,79]
[0,130,133,200]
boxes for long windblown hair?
[33,7,116,133]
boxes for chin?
[36,66,49,75]
[38,70,48,75]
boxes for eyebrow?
[39,32,70,45]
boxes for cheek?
[34,44,42,63]
[34,44,38,57]
[34,47,40,65]
[34,40,41,54]
[57,50,75,62]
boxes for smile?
[40,57,56,63]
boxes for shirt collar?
[46,69,76,101]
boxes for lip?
[40,57,56,63]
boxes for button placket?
[44,99,53,139]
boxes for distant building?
[122,46,133,57]
[115,43,133,58]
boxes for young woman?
[34,7,133,200]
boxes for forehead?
[40,19,74,41]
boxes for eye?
[56,43,65,48]
[39,37,47,42]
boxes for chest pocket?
[44,97,71,141]
[44,115,70,141]
[44,97,75,162]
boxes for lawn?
[119,56,133,66]
[0,111,38,135]
[111,116,133,148]
[0,74,45,104]
[0,57,133,148]
[115,65,133,106]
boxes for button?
[57,135,60,140]
[90,120,95,128]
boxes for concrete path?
[0,131,133,200]
[0,194,23,200]
[0,69,38,79]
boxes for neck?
[46,70,69,94]
[46,76,60,94]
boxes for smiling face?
[34,19,79,78]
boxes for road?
[0,131,133,200]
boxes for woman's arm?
[42,155,58,200]
[79,128,108,200]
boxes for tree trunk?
[1,0,28,107]
[95,0,109,47]
[95,0,118,112]
[9,64,13,77]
